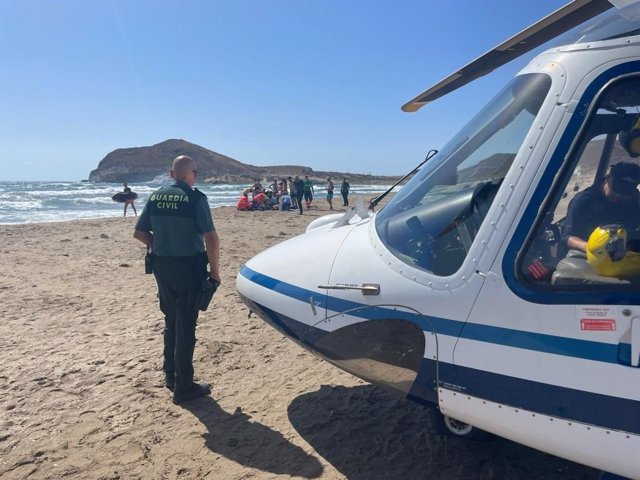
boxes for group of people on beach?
[236,176,309,214]
[236,175,350,214]
[117,175,352,219]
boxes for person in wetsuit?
[293,175,305,215]
[340,177,350,207]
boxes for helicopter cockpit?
[376,62,640,288]
[519,75,640,288]
[375,73,552,276]
[373,1,640,286]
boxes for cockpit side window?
[376,73,551,276]
[519,76,640,290]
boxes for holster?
[145,250,154,274]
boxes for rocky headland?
[88,139,400,184]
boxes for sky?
[0,0,570,181]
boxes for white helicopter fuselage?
[237,5,640,478]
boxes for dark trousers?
[153,254,207,393]
[342,192,349,206]
[304,190,312,204]
[296,193,304,214]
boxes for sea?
[0,181,393,225]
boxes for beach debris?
[100,233,109,239]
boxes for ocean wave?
[0,200,43,210]
[0,181,392,224]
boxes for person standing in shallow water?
[341,178,350,207]
[133,155,221,405]
[122,182,137,217]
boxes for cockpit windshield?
[375,73,551,276]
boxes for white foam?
[0,181,391,224]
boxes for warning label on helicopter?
[577,306,617,331]
[580,319,616,331]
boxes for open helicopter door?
[450,65,640,477]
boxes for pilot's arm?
[566,235,588,252]
[561,192,592,253]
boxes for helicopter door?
[455,73,640,446]
[360,72,555,400]
[514,73,640,375]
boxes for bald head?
[171,155,197,185]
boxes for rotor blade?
[401,0,613,112]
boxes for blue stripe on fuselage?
[417,359,640,435]
[239,265,620,364]
[238,291,640,435]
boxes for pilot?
[562,161,640,253]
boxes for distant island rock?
[88,139,400,185]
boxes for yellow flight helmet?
[587,224,640,277]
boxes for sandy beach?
[0,196,598,480]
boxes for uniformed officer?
[134,155,221,404]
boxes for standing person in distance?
[326,177,334,210]
[303,175,314,209]
[122,182,138,217]
[133,155,221,405]
[340,177,350,207]
[293,175,305,215]
[288,176,297,210]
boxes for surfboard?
[112,191,138,203]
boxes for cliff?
[88,139,400,185]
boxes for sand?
[0,196,598,479]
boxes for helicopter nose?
[236,226,353,346]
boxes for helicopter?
[236,1,640,477]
